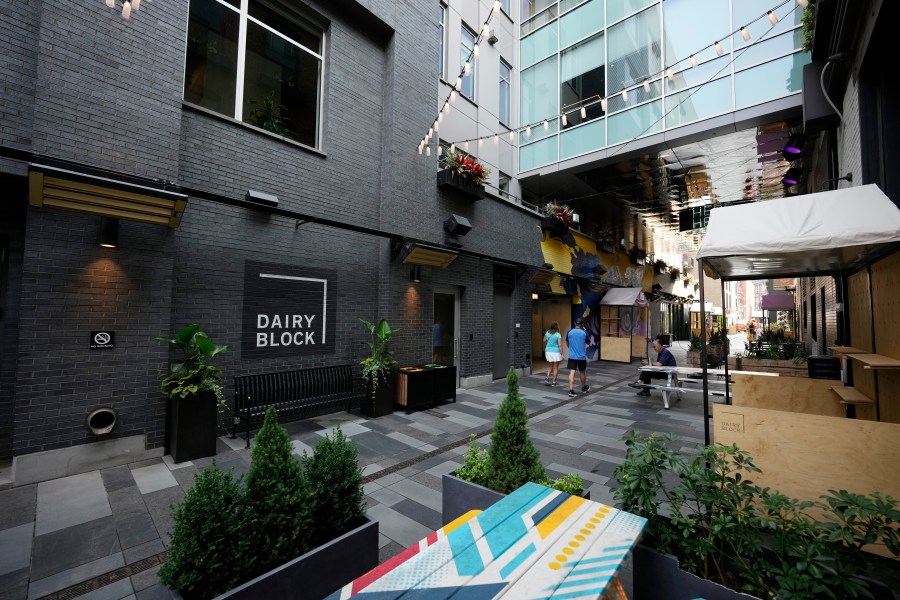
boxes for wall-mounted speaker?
[444,214,472,236]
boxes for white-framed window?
[460,24,476,101]
[438,4,446,78]
[183,0,324,149]
[499,59,511,126]
[500,0,509,14]
[498,172,510,198]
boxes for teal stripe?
[447,523,484,576]
[549,583,611,599]
[564,552,626,567]
[499,543,535,579]
[570,565,617,576]
[555,574,611,589]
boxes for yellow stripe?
[441,510,482,535]
[536,495,586,539]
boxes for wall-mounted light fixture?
[410,265,422,283]
[99,217,119,248]
[782,168,803,186]
[531,293,539,300]
[246,189,279,207]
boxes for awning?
[697,185,900,279]
[761,293,796,310]
[600,287,648,307]
[398,241,458,268]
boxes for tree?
[487,367,547,493]
[244,407,312,575]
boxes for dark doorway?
[493,290,511,379]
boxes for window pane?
[559,0,602,49]
[184,0,240,115]
[734,53,809,109]
[248,0,321,54]
[521,5,557,36]
[607,100,662,145]
[664,77,731,128]
[733,29,804,71]
[561,33,605,126]
[522,21,558,68]
[607,6,660,92]
[664,55,729,94]
[461,26,476,100]
[732,0,801,48]
[560,0,589,15]
[520,136,558,171]
[606,78,660,114]
[500,0,509,14]
[499,172,510,197]
[663,0,729,67]
[560,118,605,159]
[521,0,554,20]
[438,6,444,77]
[499,61,511,125]
[243,20,320,146]
[521,56,558,132]
[608,0,654,24]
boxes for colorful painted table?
[326,482,646,599]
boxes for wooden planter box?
[442,473,590,525]
[436,169,485,200]
[168,392,218,464]
[540,216,569,238]
[633,545,760,600]
[215,517,379,600]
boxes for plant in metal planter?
[540,201,574,238]
[437,151,489,200]
[360,318,397,417]
[156,323,227,462]
[613,432,900,599]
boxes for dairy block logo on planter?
[242,261,336,358]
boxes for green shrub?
[487,368,547,493]
[538,473,585,496]
[455,434,490,487]
[302,426,366,547]
[244,407,313,575]
[159,465,252,599]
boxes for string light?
[464,62,470,76]
[426,146,431,157]
[464,141,469,151]
[580,106,586,119]
[473,44,480,59]
[690,55,698,67]
[509,130,515,141]
[621,88,628,101]
[797,0,808,8]
[600,97,607,111]
[642,79,650,93]
[106,0,114,7]
[482,23,491,37]
[561,113,568,126]
[455,78,461,91]
[493,1,501,15]
[543,120,549,131]
[767,11,778,25]
[714,41,723,56]
[526,126,532,137]
[493,134,499,144]
[450,90,457,103]
[666,68,673,80]
[132,0,140,9]
[450,143,455,153]
[444,102,450,114]
[121,0,131,18]
[478,138,484,147]
[740,27,751,41]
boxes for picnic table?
[636,366,778,409]
[326,482,646,599]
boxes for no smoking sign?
[90,330,115,349]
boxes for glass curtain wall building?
[519,0,810,172]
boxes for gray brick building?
[0,0,545,482]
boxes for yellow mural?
[539,228,652,291]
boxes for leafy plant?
[301,426,366,547]
[244,408,313,576]
[791,343,809,364]
[688,334,703,353]
[443,150,490,184]
[669,267,681,281]
[456,434,490,487]
[159,464,253,599]
[542,201,575,226]
[487,368,547,493]
[539,473,585,496]
[155,324,227,404]
[360,318,397,402]
[247,91,296,140]
[801,0,816,53]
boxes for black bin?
[808,355,841,380]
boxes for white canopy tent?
[599,287,649,307]
[694,185,900,444]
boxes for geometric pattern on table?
[326,482,646,599]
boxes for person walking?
[543,322,562,386]
[565,317,591,398]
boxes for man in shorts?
[565,317,591,398]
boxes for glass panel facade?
[561,33,605,126]
[735,53,809,109]
[662,0,729,66]
[608,100,662,144]
[607,6,660,92]
[521,5,557,36]
[664,76,730,128]
[521,55,558,128]
[438,5,444,78]
[499,60,511,126]
[520,136,558,171]
[606,78,661,114]
[733,29,804,71]
[522,21,558,68]
[460,25,476,100]
[664,56,729,94]
[732,0,802,48]
[607,0,654,25]
[559,0,589,15]
[559,0,602,49]
[560,118,605,159]
[521,0,555,21]
[248,0,321,54]
[184,0,240,115]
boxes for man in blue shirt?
[565,317,591,398]
[635,339,677,397]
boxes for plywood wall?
[846,270,879,420]
[731,374,844,417]
[870,252,900,423]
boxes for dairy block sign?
[242,261,336,358]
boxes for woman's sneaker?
[568,389,577,398]
[581,385,591,393]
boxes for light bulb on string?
[509,130,515,141]
[450,143,455,153]
[561,113,568,126]
[450,90,457,103]
[580,106,586,119]
[525,126,531,137]
[714,41,723,56]
[464,141,470,151]
[482,23,491,37]
[543,120,548,131]
[642,79,650,93]
[455,78,461,91]
[600,97,607,111]
[132,0,140,10]
[690,55,698,67]
[666,68,673,80]
[121,0,131,18]
[438,112,443,124]
[740,27,750,41]
[464,61,470,76]
[426,146,431,157]
[418,144,423,155]
[493,134,498,144]
[444,102,450,114]
[767,11,778,25]
[478,138,484,147]
[796,0,808,7]
[106,0,115,7]
[473,44,479,59]
[428,127,433,137]
[493,1,501,15]
[621,88,628,101]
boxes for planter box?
[442,473,590,524]
[215,517,379,600]
[540,216,569,238]
[363,378,394,418]
[168,392,218,464]
[436,169,485,200]
[633,545,760,600]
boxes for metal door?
[493,290,511,379]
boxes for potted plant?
[437,150,489,200]
[155,323,226,463]
[670,267,681,281]
[442,368,587,523]
[653,259,668,274]
[360,318,396,418]
[540,201,574,238]
[613,432,900,600]
[629,246,647,265]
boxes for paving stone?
[362,481,382,495]
[108,487,148,516]
[377,541,406,565]
[367,505,432,549]
[0,485,36,530]
[123,539,165,565]
[142,487,185,546]
[76,577,135,600]
[130,563,162,592]
[386,479,442,513]
[114,511,159,550]
[408,472,443,493]
[31,515,120,581]
[290,439,314,457]
[386,431,434,450]
[127,459,163,471]
[161,455,193,471]
[101,466,137,493]
[377,533,392,549]
[367,486,406,508]
[27,552,124,600]
[391,498,442,532]
[131,464,178,496]
[315,421,370,438]
[135,583,178,600]
[0,522,33,576]
[170,466,200,490]
[371,472,405,488]
[361,463,384,476]
[36,472,112,537]
[0,567,29,600]
[213,458,249,481]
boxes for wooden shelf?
[846,353,900,369]
[829,346,867,355]
[831,386,876,405]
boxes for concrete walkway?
[0,356,709,600]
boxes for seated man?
[635,339,677,397]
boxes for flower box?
[436,169,485,200]
[633,545,761,600]
[540,216,569,238]
[168,392,218,463]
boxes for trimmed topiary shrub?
[244,407,313,576]
[159,464,252,599]
[302,426,366,547]
[487,367,547,493]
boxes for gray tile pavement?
[0,358,710,599]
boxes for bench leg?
[661,390,670,410]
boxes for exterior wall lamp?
[99,217,119,248]
[410,265,422,283]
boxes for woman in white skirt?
[544,321,562,386]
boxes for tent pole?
[722,276,730,407]
[699,259,710,446]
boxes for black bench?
[232,364,364,447]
